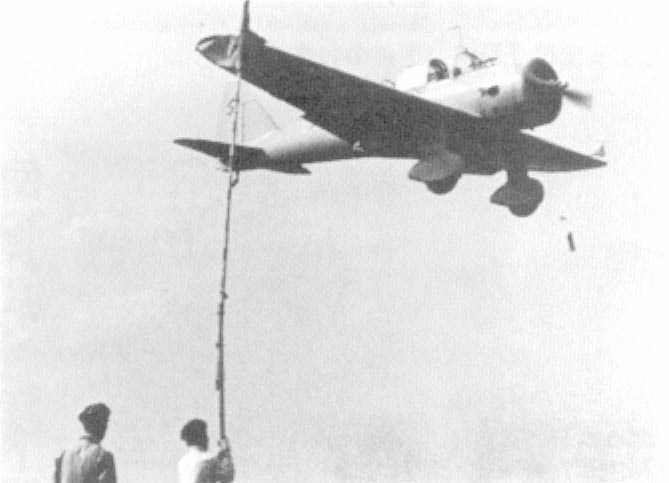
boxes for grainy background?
[2,0,667,481]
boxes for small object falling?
[561,215,576,252]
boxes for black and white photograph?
[2,0,667,481]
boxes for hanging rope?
[216,0,249,442]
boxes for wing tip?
[582,157,607,169]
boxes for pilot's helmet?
[427,58,448,82]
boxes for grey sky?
[2,1,668,481]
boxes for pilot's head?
[427,59,448,82]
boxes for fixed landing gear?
[509,200,540,217]
[490,170,544,217]
[507,176,543,216]
[426,174,461,194]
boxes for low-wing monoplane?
[176,3,605,216]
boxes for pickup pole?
[216,0,249,441]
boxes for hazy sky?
[2,1,668,481]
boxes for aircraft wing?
[196,30,488,155]
[516,132,607,172]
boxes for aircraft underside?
[178,17,605,218]
[177,124,551,217]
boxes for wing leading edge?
[516,132,606,172]
[195,31,489,155]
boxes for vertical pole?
[216,0,249,442]
[216,135,237,440]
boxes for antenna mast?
[216,0,249,441]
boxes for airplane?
[176,2,605,217]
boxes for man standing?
[54,403,117,483]
[178,419,234,483]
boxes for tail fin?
[240,99,281,142]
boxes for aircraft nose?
[524,58,559,86]
[523,58,592,109]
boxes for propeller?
[559,82,592,108]
[522,58,593,109]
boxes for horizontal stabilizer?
[175,138,310,175]
[174,138,265,170]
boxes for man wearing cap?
[54,403,117,483]
[178,419,234,483]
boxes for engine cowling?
[479,58,563,129]
[520,58,563,128]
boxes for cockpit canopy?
[394,51,497,92]
[395,58,450,91]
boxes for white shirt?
[178,446,218,483]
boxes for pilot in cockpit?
[427,58,449,82]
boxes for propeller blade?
[562,86,592,108]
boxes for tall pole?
[216,0,249,441]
